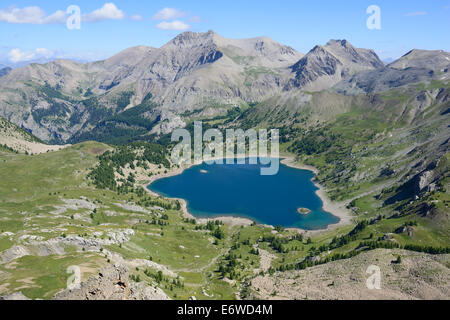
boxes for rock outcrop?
[335,49,450,94]
[251,249,450,300]
[0,292,31,300]
[54,264,170,300]
[0,67,11,78]
[286,39,384,91]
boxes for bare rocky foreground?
[1,264,169,300]
[54,264,170,300]
[252,249,449,300]
[2,248,448,300]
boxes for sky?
[0,0,449,66]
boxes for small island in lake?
[297,207,311,215]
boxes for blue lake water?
[148,158,340,230]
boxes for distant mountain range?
[0,30,448,143]
[0,57,89,70]
[335,49,450,95]
[0,67,11,78]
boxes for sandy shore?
[143,155,353,233]
[281,157,353,235]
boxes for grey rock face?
[287,45,344,90]
[54,264,170,300]
[336,49,450,94]
[334,67,437,94]
[0,67,11,78]
[325,39,384,69]
[54,264,130,300]
[286,39,384,91]
[0,292,31,300]
[388,49,450,71]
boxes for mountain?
[285,39,384,91]
[0,67,11,78]
[0,116,66,154]
[334,49,450,95]
[0,31,447,144]
[388,49,450,70]
[0,57,90,69]
[0,31,304,142]
[92,31,304,110]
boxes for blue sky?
[0,0,449,65]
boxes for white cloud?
[8,48,36,63]
[43,10,67,24]
[404,11,427,16]
[2,47,109,65]
[83,3,125,22]
[35,48,54,58]
[0,6,60,24]
[7,48,58,63]
[153,8,186,20]
[156,20,190,31]
[0,3,130,24]
[130,14,143,21]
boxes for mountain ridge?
[0,67,11,78]
[0,31,448,143]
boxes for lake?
[148,158,340,230]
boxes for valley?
[0,31,448,300]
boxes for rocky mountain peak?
[325,39,358,56]
[326,39,350,48]
[286,45,343,90]
[168,30,217,47]
[0,67,12,78]
[388,49,450,70]
[310,44,326,52]
[287,40,384,91]
[325,39,384,69]
[101,45,155,68]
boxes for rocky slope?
[0,67,11,78]
[335,49,450,94]
[286,39,384,91]
[2,264,170,300]
[251,249,449,300]
[0,116,67,154]
[388,49,450,70]
[54,264,170,300]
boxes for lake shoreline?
[143,155,353,234]
[280,157,353,234]
[143,156,256,228]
